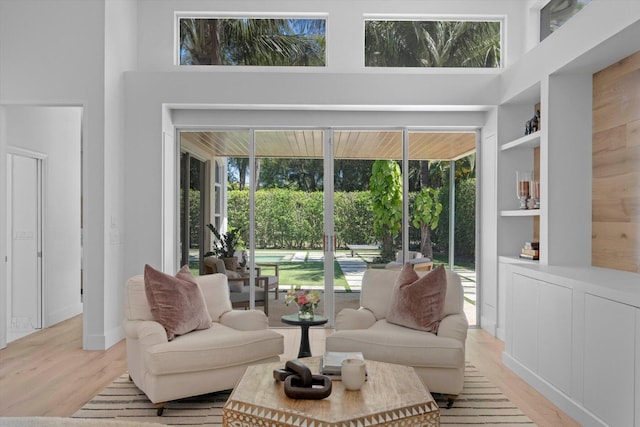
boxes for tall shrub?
[369,160,403,259]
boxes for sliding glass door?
[178,127,477,326]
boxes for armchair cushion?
[144,264,213,340]
[144,322,283,376]
[334,308,377,330]
[386,264,447,333]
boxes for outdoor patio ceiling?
[180,130,476,161]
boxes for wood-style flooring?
[0,315,579,426]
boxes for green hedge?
[225,183,474,257]
[431,178,476,258]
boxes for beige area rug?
[72,363,536,426]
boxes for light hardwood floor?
[0,315,579,426]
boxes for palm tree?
[365,20,500,68]
[180,18,325,66]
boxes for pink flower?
[297,295,308,305]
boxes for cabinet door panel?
[584,294,635,427]
[538,281,572,394]
[512,274,539,370]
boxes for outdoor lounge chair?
[203,257,270,315]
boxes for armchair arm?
[220,309,269,331]
[123,319,168,347]
[335,308,377,331]
[257,262,279,277]
[437,313,469,343]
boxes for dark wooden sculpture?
[273,360,332,400]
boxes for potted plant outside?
[204,224,243,272]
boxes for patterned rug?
[73,363,536,426]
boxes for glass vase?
[297,304,314,320]
[516,171,531,210]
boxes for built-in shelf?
[500,209,541,217]
[500,131,541,151]
[499,255,539,264]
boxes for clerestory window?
[364,18,502,68]
[540,0,592,41]
[178,16,326,66]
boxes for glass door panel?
[254,130,325,316]
[332,130,404,314]
[408,130,477,326]
[179,152,207,274]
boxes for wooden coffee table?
[223,357,440,426]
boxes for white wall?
[4,106,83,330]
[102,0,138,347]
[0,0,136,350]
[478,107,499,336]
[0,0,107,350]
[0,107,6,348]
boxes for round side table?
[281,313,328,358]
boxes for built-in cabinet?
[497,46,640,425]
[503,264,640,426]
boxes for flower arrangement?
[285,288,321,319]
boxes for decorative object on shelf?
[285,288,321,319]
[516,171,531,209]
[520,241,540,260]
[274,360,332,400]
[530,176,540,209]
[524,107,541,135]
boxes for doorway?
[6,152,43,343]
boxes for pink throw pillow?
[144,264,213,340]
[386,263,447,333]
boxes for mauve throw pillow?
[144,264,213,340]
[386,263,447,333]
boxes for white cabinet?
[503,265,640,427]
[584,294,636,427]
[538,280,571,395]
[509,273,572,394]
[511,274,539,369]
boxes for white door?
[6,153,43,342]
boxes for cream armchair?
[123,272,284,415]
[326,268,467,408]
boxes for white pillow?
[225,271,245,293]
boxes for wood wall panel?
[592,51,640,273]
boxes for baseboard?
[480,316,496,336]
[83,325,123,350]
[104,324,124,349]
[46,302,82,327]
[502,352,607,427]
[84,333,106,350]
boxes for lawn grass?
[190,249,474,292]
[278,259,350,291]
